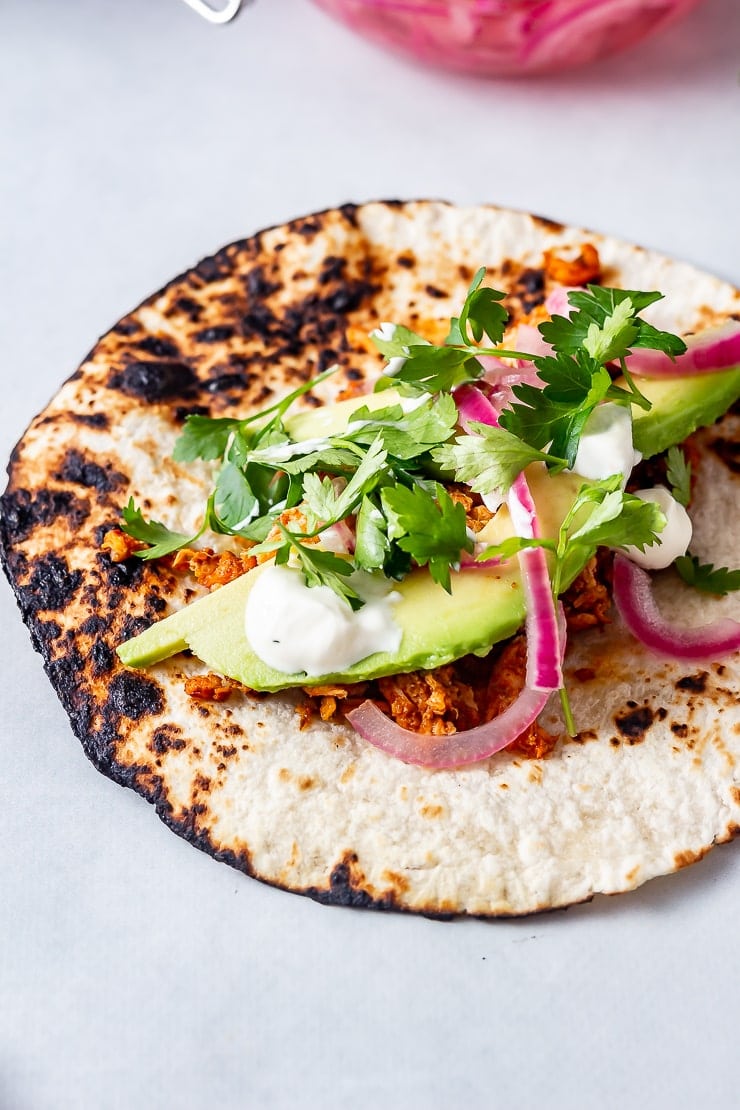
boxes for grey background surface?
[2,1,740,1107]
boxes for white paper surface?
[2,1,740,1106]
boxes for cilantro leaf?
[500,352,612,467]
[380,482,472,593]
[173,416,241,463]
[213,462,258,531]
[377,345,483,396]
[582,298,638,364]
[347,393,458,460]
[276,446,360,476]
[454,267,508,347]
[433,423,557,495]
[354,495,389,573]
[567,489,666,551]
[172,368,340,464]
[551,479,666,593]
[279,526,363,610]
[370,323,430,359]
[540,286,686,362]
[120,497,199,560]
[303,437,387,525]
[666,445,692,507]
[475,535,552,562]
[674,555,740,596]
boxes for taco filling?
[114,260,740,768]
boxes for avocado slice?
[630,367,740,458]
[118,365,740,689]
[286,370,740,462]
[285,388,404,441]
[117,468,584,689]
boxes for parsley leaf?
[452,267,508,347]
[380,482,472,593]
[279,526,363,610]
[433,423,558,495]
[213,462,259,532]
[173,416,241,463]
[666,445,692,507]
[303,437,387,525]
[346,393,459,460]
[120,497,201,559]
[674,555,740,596]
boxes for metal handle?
[180,0,244,24]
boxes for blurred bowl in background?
[309,0,705,76]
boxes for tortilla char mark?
[710,435,740,474]
[1,488,91,544]
[614,704,658,744]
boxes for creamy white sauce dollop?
[622,486,693,570]
[245,564,402,676]
[572,403,641,483]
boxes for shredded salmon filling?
[185,673,238,702]
[101,528,146,562]
[171,547,257,590]
[297,554,614,756]
[561,554,612,632]
[377,666,481,736]
[258,508,318,564]
[543,243,601,287]
[448,487,494,532]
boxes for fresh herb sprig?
[674,555,740,596]
[372,271,672,475]
[666,445,692,507]
[475,477,667,598]
[119,269,686,615]
[120,497,209,560]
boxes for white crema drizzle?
[245,564,402,676]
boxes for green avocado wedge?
[117,468,585,690]
[117,364,740,690]
[285,369,740,462]
[630,367,740,458]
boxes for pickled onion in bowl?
[310,0,705,76]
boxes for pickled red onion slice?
[346,684,551,768]
[613,552,740,661]
[454,382,501,430]
[509,475,563,691]
[625,321,740,378]
[544,286,578,317]
[510,324,553,361]
[346,608,566,769]
[454,384,563,690]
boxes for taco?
[2,200,740,916]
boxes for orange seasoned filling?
[101,528,146,562]
[184,673,238,702]
[171,547,257,589]
[543,243,601,287]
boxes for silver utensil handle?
[180,0,244,24]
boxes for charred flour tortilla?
[2,201,740,916]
